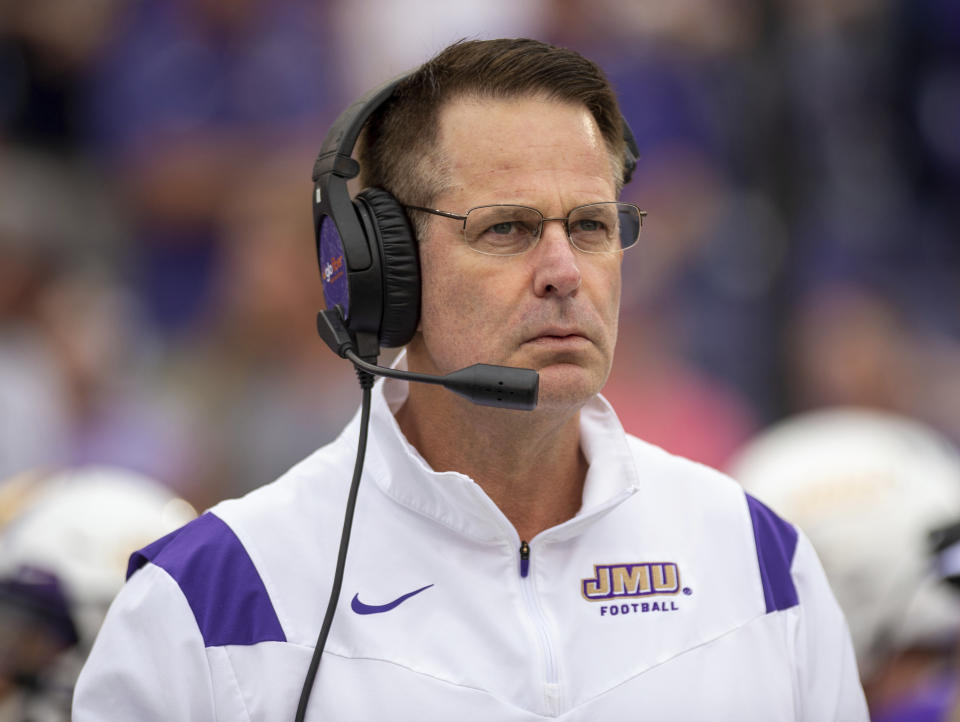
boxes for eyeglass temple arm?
[404,206,467,221]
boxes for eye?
[573,218,606,233]
[489,221,520,235]
[464,206,541,255]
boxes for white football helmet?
[727,407,960,680]
[0,465,196,719]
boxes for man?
[73,39,868,720]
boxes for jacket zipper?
[517,540,561,713]
[519,540,530,577]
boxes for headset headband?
[313,75,405,187]
[313,72,638,194]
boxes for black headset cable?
[295,366,374,722]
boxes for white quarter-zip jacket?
[73,376,868,721]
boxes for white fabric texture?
[73,377,867,721]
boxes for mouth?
[523,328,591,347]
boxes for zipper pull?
[519,540,530,578]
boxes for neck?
[395,381,587,541]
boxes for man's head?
[358,38,630,224]
[349,39,635,413]
[311,39,638,413]
[407,93,626,412]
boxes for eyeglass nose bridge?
[533,214,573,242]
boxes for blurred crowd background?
[1,0,960,716]
[2,0,959,504]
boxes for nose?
[531,219,582,298]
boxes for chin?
[532,364,606,411]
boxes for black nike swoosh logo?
[350,584,434,615]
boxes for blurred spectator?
[82,0,344,333]
[604,314,758,470]
[35,270,199,490]
[728,407,960,720]
[583,137,760,468]
[0,465,195,721]
[0,146,197,497]
[784,280,960,450]
[0,0,123,152]
[602,147,760,468]
[0,147,114,478]
[332,0,547,94]
[932,518,960,722]
[784,283,911,413]
[157,150,359,503]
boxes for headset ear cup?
[354,188,421,347]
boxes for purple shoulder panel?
[126,512,287,647]
[745,494,799,613]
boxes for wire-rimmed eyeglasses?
[405,202,646,257]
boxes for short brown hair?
[358,38,627,221]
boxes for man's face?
[406,95,623,412]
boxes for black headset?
[311,75,420,361]
[310,73,639,362]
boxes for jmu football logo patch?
[582,562,688,617]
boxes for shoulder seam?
[130,512,287,647]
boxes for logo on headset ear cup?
[354,188,421,348]
[317,213,351,317]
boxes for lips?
[524,327,591,345]
[517,310,603,348]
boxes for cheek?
[420,281,462,336]
[591,261,623,331]
[417,250,482,342]
[417,256,518,372]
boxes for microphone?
[317,309,539,411]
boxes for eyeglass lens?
[463,203,641,256]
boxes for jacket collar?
[362,353,640,544]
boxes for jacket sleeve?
[791,530,870,721]
[72,563,224,721]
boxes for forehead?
[435,95,617,206]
